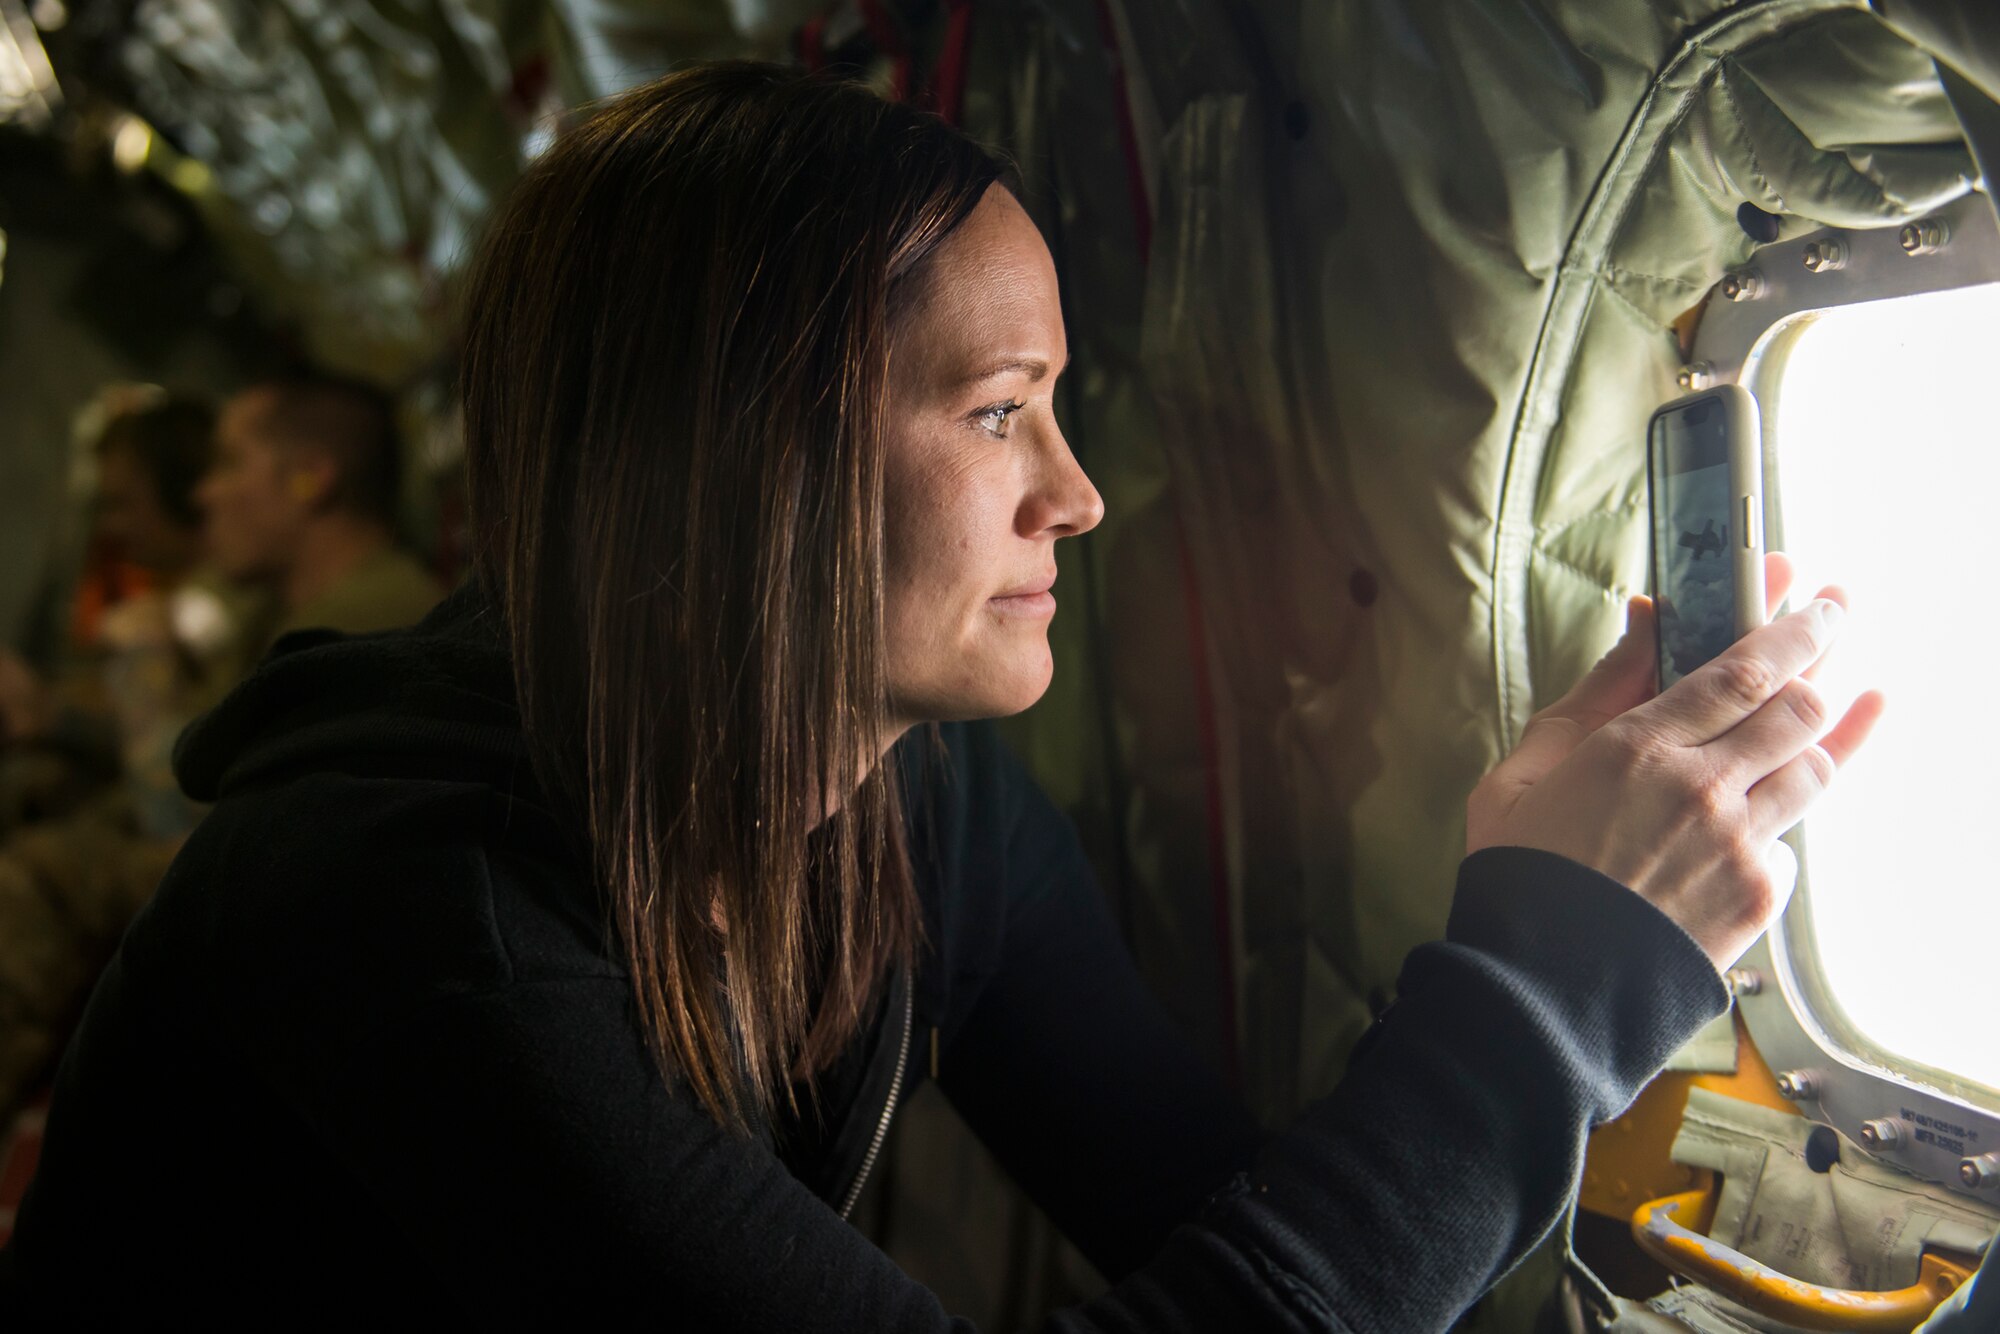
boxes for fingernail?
[1815,598,1845,630]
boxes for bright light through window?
[1769,282,2000,1095]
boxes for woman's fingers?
[1490,599,1655,795]
[1706,675,1830,785]
[1523,596,1657,745]
[1742,744,1835,845]
[1753,556,1838,684]
[1763,552,1795,621]
[1469,598,1658,851]
[1642,598,1845,747]
[1798,583,1847,684]
[1743,690,1885,840]
[1551,597,1658,730]
[1818,687,1886,766]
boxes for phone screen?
[1649,400,1735,689]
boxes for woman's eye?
[975,400,1025,438]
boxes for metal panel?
[1690,189,2000,1207]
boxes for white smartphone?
[1646,384,1767,690]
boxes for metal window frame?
[1688,189,2000,1204]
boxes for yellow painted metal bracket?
[1581,1011,1794,1221]
[1630,1191,1977,1333]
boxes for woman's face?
[882,185,1104,730]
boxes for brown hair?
[239,374,403,528]
[96,393,217,529]
[458,62,1007,1129]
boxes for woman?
[3,63,1877,1328]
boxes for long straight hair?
[459,62,1006,1130]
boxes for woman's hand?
[1467,554,1885,970]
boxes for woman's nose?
[1023,426,1105,539]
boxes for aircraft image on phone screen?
[1652,412,1735,690]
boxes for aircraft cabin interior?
[0,1,1995,1330]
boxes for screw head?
[1961,1154,2000,1190]
[1724,968,1762,997]
[1776,1069,1819,1101]
[1720,269,1763,301]
[1898,219,1948,256]
[1860,1118,1905,1151]
[1677,361,1714,391]
[1802,238,1848,273]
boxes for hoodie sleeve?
[246,842,1720,1333]
[1057,847,1729,1333]
[923,761,1728,1334]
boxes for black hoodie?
[4,581,1725,1330]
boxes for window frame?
[1688,190,2000,1204]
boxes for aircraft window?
[1766,280,2000,1096]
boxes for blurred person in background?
[0,389,256,832]
[0,374,441,1126]
[89,395,212,603]
[200,375,441,647]
[77,393,266,827]
[0,389,251,1123]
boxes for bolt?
[1899,218,1948,257]
[1860,1118,1905,1151]
[1677,361,1714,391]
[1724,968,1762,997]
[1962,1154,2000,1190]
[1776,1069,1819,1101]
[1719,268,1763,301]
[1802,238,1848,273]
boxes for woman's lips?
[989,590,1056,617]
[990,572,1057,618]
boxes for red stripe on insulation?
[929,0,975,126]
[1093,0,1236,1085]
[857,0,914,104]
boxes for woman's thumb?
[1560,596,1658,729]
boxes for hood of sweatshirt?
[174,578,538,810]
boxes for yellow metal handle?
[1630,1191,1974,1334]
